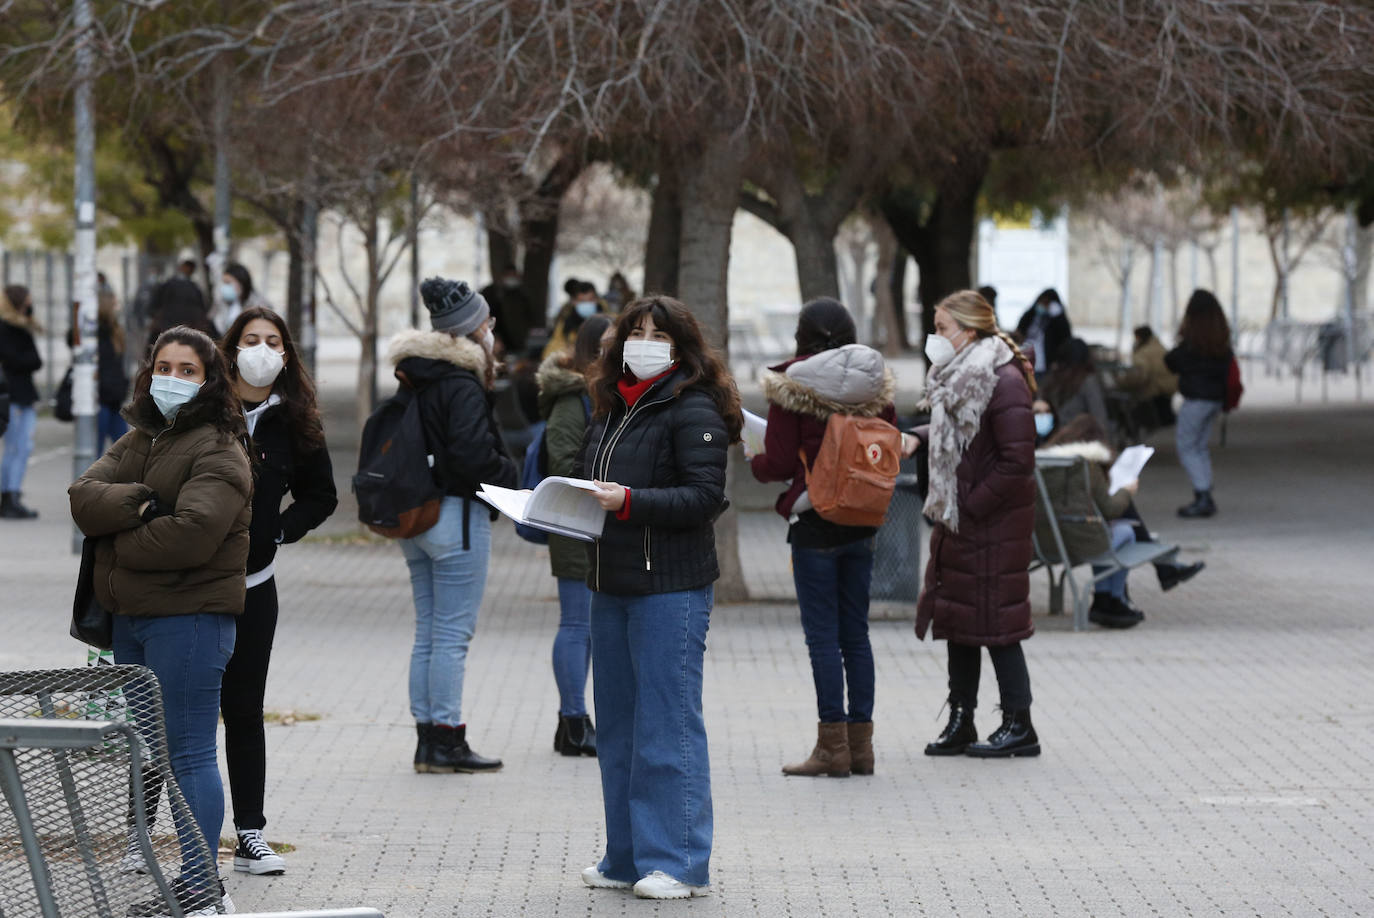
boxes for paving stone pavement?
[3,392,1373,917]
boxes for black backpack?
[353,384,443,539]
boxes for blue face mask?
[574,300,598,319]
[1034,412,1055,437]
[220,282,240,304]
[149,375,203,422]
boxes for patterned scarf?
[919,335,1013,533]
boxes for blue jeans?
[112,612,235,882]
[591,587,713,887]
[554,577,592,717]
[1094,519,1136,599]
[2,403,37,491]
[1176,398,1222,491]
[401,497,490,727]
[98,404,128,454]
[791,540,876,723]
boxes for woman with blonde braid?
[902,290,1040,758]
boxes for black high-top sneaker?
[234,828,286,875]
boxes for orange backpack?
[799,414,902,528]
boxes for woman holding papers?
[537,313,613,756]
[389,278,518,775]
[903,289,1041,758]
[749,298,896,778]
[578,296,740,900]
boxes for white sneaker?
[233,829,286,876]
[119,829,151,875]
[633,870,709,899]
[581,865,633,889]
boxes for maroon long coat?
[916,361,1036,646]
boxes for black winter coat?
[1016,305,1072,373]
[386,329,519,500]
[581,368,730,596]
[1164,343,1230,402]
[0,316,42,407]
[243,399,338,576]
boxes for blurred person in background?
[1016,288,1072,382]
[1166,290,1233,519]
[1,284,42,519]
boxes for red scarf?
[616,366,677,408]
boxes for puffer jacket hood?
[760,344,896,420]
[536,354,586,418]
[386,328,490,383]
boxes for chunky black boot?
[1089,593,1142,629]
[966,709,1040,758]
[430,724,502,773]
[924,702,977,756]
[1156,560,1205,591]
[414,722,433,773]
[1,492,38,519]
[1178,490,1217,518]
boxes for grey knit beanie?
[420,277,489,335]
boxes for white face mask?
[149,375,202,422]
[220,282,240,304]
[236,343,285,388]
[925,334,957,368]
[623,339,674,379]
[482,327,495,352]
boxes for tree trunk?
[882,155,988,344]
[792,208,840,303]
[486,216,516,283]
[285,198,305,345]
[890,246,910,347]
[677,130,748,602]
[643,157,683,297]
[520,152,584,329]
[357,205,381,423]
[873,220,905,358]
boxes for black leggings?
[947,641,1032,711]
[221,578,279,831]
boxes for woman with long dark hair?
[1166,289,1232,518]
[216,306,337,875]
[70,326,251,915]
[1,284,42,519]
[904,290,1041,758]
[749,298,896,777]
[537,312,613,756]
[578,296,740,899]
[393,278,518,774]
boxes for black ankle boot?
[1,492,38,519]
[577,715,596,757]
[555,714,597,757]
[1178,490,1217,518]
[430,724,502,773]
[414,723,433,773]
[1156,560,1205,591]
[1089,592,1142,629]
[924,701,977,756]
[966,709,1040,758]
[553,715,569,753]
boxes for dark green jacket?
[1032,440,1131,564]
[537,355,591,580]
[69,397,252,617]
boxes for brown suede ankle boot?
[847,721,874,775]
[782,722,851,777]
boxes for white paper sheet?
[1108,444,1154,496]
[742,409,768,457]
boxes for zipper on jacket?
[643,527,652,572]
[592,388,676,590]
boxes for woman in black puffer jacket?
[576,296,741,901]
[217,306,337,876]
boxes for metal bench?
[1030,455,1178,630]
[0,665,382,918]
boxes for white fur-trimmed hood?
[386,328,489,373]
[1035,440,1114,464]
[760,345,896,420]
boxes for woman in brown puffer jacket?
[69,325,251,915]
[905,290,1040,759]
